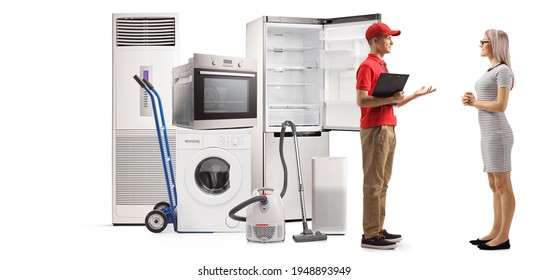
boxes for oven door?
[193,68,257,129]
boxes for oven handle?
[199,71,255,78]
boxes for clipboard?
[372,73,410,98]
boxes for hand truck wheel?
[145,210,168,233]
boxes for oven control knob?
[237,62,242,68]
[211,60,216,66]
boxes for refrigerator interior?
[264,21,372,132]
[265,23,323,132]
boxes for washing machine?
[176,128,251,232]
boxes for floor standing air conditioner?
[112,13,179,224]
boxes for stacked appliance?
[175,128,251,232]
[112,13,179,224]
[172,53,257,130]
[246,14,381,220]
[172,53,257,232]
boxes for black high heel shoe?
[478,240,511,250]
[469,238,491,245]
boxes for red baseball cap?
[365,23,401,41]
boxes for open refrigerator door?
[321,17,380,130]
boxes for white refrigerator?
[247,14,381,220]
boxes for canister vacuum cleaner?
[228,120,327,243]
[229,187,286,243]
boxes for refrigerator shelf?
[268,109,320,127]
[267,47,317,52]
[319,24,368,41]
[268,104,319,110]
[267,83,312,87]
[268,123,320,128]
[204,100,247,104]
[267,66,317,72]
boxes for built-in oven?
[172,53,257,130]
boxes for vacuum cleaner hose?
[228,195,268,222]
[228,120,295,223]
[279,120,296,198]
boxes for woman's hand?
[462,91,477,106]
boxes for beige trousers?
[360,126,396,238]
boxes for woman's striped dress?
[475,64,514,172]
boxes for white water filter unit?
[112,13,179,224]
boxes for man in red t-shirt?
[356,22,436,250]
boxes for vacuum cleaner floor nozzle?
[292,230,327,243]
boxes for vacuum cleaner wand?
[293,180,327,242]
[280,120,327,243]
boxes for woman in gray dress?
[462,29,515,250]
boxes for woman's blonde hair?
[485,29,515,89]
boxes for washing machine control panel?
[219,135,245,148]
[177,130,252,149]
[210,133,251,149]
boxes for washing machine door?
[185,147,243,205]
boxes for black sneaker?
[380,229,402,242]
[361,234,397,250]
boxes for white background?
[2,0,548,279]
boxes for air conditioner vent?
[116,17,176,46]
[115,129,176,205]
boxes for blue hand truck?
[133,75,178,233]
